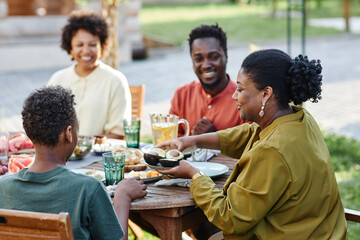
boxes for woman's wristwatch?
[192,171,205,181]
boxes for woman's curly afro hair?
[22,86,77,147]
[61,9,109,55]
[286,55,322,105]
[241,49,322,108]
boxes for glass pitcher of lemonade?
[150,114,190,146]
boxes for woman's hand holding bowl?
[158,160,199,179]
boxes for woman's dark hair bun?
[285,54,323,105]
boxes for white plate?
[191,162,229,178]
[147,161,229,178]
[71,169,105,181]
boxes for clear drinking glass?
[123,118,141,148]
[102,152,125,186]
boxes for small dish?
[92,142,112,156]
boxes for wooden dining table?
[85,154,237,240]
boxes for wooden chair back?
[345,208,360,223]
[0,208,73,240]
[129,85,145,120]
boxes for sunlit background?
[0,0,359,238]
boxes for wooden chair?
[0,208,73,240]
[345,208,360,223]
[128,85,146,238]
[129,85,146,120]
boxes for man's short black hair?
[22,86,77,147]
[188,24,228,58]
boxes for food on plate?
[74,145,89,156]
[124,148,147,173]
[165,149,184,160]
[125,148,143,165]
[71,136,93,160]
[92,143,112,153]
[8,133,34,153]
[143,148,166,165]
[144,148,184,167]
[98,146,146,172]
[158,149,184,167]
[85,169,97,175]
[147,171,160,178]
[8,154,35,174]
[73,169,104,180]
[94,173,103,179]
[126,170,160,179]
[85,169,104,179]
[159,158,180,167]
[124,164,147,173]
[94,135,106,145]
[113,144,126,153]
[0,160,9,176]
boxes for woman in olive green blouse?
[157,49,347,239]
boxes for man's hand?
[192,117,216,135]
[115,177,147,202]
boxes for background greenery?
[324,132,360,238]
[140,0,360,46]
[130,1,360,238]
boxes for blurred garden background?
[1,0,360,238]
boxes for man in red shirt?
[170,24,248,136]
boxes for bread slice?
[124,164,147,173]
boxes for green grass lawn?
[139,1,359,46]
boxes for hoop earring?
[259,100,266,117]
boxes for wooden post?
[102,0,120,70]
[343,0,350,32]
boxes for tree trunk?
[102,0,119,69]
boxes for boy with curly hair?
[0,86,146,240]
